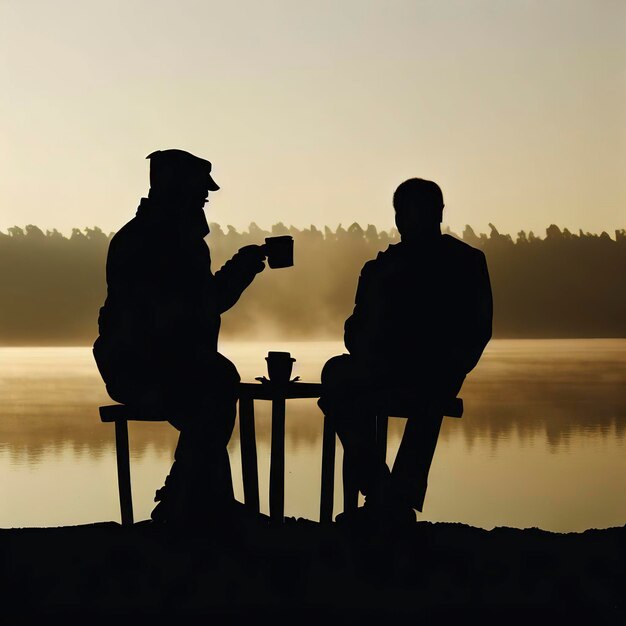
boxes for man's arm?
[430,249,492,401]
[457,249,493,374]
[344,258,385,362]
[213,244,266,313]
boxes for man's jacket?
[344,234,493,392]
[93,197,259,403]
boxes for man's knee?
[169,396,237,436]
[319,354,378,418]
[320,354,354,411]
[321,353,355,387]
[214,353,241,387]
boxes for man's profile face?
[180,182,211,210]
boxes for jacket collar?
[135,196,210,240]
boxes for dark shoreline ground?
[1,517,624,625]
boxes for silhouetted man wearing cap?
[319,178,492,525]
[94,149,267,526]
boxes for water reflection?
[0,340,625,531]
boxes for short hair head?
[393,178,444,217]
[392,178,444,241]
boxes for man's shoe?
[335,505,370,526]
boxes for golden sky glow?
[1,0,624,235]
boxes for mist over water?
[1,340,624,532]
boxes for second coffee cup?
[265,351,295,382]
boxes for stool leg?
[239,396,260,513]
[269,397,286,524]
[114,419,134,526]
[320,414,336,524]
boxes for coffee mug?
[264,235,294,269]
[265,351,296,382]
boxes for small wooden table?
[237,381,324,524]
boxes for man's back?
[320,178,493,521]
[97,204,219,349]
[93,198,221,403]
[344,234,492,384]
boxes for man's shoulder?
[360,244,401,274]
[442,234,485,260]
[106,218,137,254]
[109,216,140,243]
[108,214,164,268]
[109,211,168,249]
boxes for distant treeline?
[0,222,625,345]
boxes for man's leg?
[390,411,444,512]
[388,369,466,513]
[320,355,388,503]
[152,356,240,524]
[174,398,237,508]
[152,397,238,523]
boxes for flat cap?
[146,149,220,191]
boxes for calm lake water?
[0,340,625,532]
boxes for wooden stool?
[99,404,170,526]
[318,396,463,522]
[100,381,325,526]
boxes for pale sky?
[1,0,624,236]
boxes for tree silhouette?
[0,222,624,344]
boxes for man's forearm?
[214,245,266,313]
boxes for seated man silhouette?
[319,178,492,524]
[93,149,267,526]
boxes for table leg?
[239,396,260,513]
[269,397,286,524]
[114,419,134,526]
